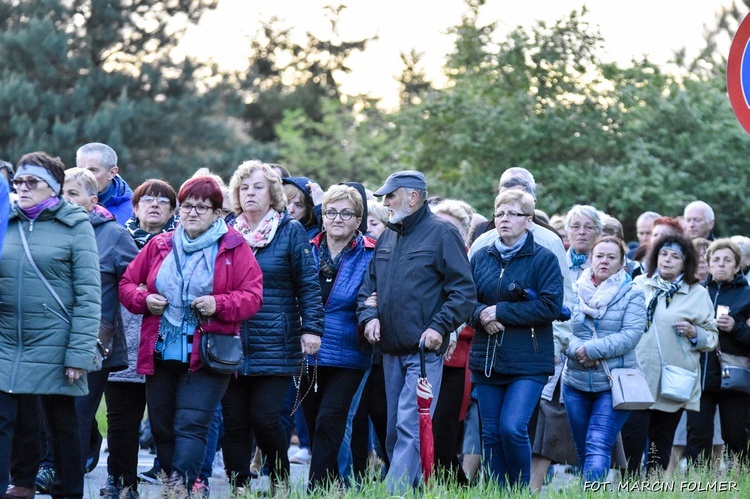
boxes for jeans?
[350,362,389,478]
[104,382,147,487]
[562,384,630,482]
[475,379,544,487]
[301,366,365,488]
[382,351,443,494]
[146,360,231,487]
[221,375,292,485]
[200,404,223,481]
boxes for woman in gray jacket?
[562,236,646,482]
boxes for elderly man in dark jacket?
[357,170,476,494]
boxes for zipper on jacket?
[42,303,71,325]
[531,327,539,353]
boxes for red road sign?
[727,13,750,134]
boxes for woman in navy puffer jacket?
[222,161,324,490]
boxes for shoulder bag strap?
[18,222,71,322]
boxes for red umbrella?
[418,342,435,480]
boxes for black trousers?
[351,363,389,477]
[301,366,365,488]
[1,392,83,499]
[621,408,683,476]
[686,389,750,463]
[105,381,148,487]
[221,375,292,485]
[432,365,469,484]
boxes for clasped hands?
[480,305,504,335]
[574,345,599,369]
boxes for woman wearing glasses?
[468,189,564,489]
[565,205,602,282]
[0,152,101,498]
[222,161,324,493]
[119,177,263,498]
[298,184,375,489]
[100,179,179,498]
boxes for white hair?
[565,204,602,233]
[684,200,714,222]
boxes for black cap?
[373,170,427,196]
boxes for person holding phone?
[686,239,750,465]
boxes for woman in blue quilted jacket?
[302,184,375,489]
[562,236,646,482]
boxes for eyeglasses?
[12,177,42,190]
[569,224,597,233]
[324,209,356,221]
[494,211,529,220]
[179,203,212,215]
[139,195,171,206]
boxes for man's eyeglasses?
[494,211,529,220]
[12,177,42,190]
[139,195,171,206]
[323,209,356,221]
[179,203,211,215]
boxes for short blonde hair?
[229,160,286,214]
[368,201,389,225]
[432,199,474,245]
[706,238,742,267]
[323,184,364,217]
[494,189,535,216]
[64,167,98,197]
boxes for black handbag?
[199,325,243,375]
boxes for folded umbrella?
[418,341,435,481]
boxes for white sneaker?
[289,447,312,464]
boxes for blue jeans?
[475,379,544,487]
[562,384,630,482]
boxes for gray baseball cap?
[373,170,427,196]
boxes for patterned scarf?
[319,233,358,277]
[234,209,282,254]
[645,273,683,331]
[494,232,528,263]
[125,214,178,249]
[569,248,588,270]
[576,268,631,319]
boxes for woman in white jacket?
[621,234,718,476]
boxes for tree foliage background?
[1,0,749,239]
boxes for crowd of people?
[0,145,747,498]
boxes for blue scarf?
[154,219,227,362]
[569,248,588,270]
[494,232,528,263]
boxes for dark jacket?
[311,232,376,370]
[0,200,101,395]
[90,206,139,371]
[701,272,750,391]
[232,213,325,376]
[357,203,476,355]
[468,232,563,378]
[120,228,264,374]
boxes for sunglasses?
[12,177,43,190]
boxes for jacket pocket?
[43,303,71,325]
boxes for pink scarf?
[234,209,282,253]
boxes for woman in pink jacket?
[120,177,263,498]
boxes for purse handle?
[653,321,697,371]
[590,323,645,382]
[18,222,71,323]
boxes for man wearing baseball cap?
[357,170,476,493]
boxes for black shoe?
[137,465,161,484]
[35,467,55,494]
[100,475,119,499]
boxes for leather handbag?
[654,324,697,403]
[606,367,655,410]
[199,325,243,375]
[719,350,750,395]
[592,326,654,410]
